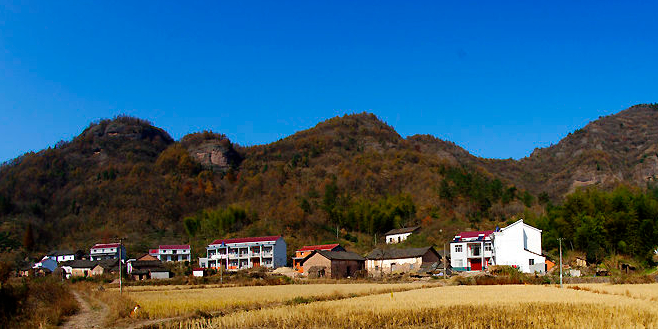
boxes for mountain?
[1,104,657,262]
[483,104,658,197]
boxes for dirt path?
[61,291,109,329]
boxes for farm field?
[127,283,426,319]
[570,283,658,301]
[151,284,658,328]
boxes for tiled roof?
[158,245,190,250]
[366,247,440,260]
[297,244,341,252]
[210,236,281,245]
[456,230,494,239]
[384,226,420,236]
[91,243,120,249]
[314,250,365,261]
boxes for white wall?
[386,233,412,244]
[366,257,422,274]
[493,220,545,273]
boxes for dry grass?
[129,283,425,319]
[73,282,136,325]
[156,284,658,329]
[570,283,658,301]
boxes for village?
[20,219,590,282]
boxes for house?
[128,260,170,280]
[450,219,546,273]
[89,243,127,261]
[149,245,192,262]
[292,244,345,273]
[201,236,286,270]
[575,257,587,267]
[90,259,119,276]
[62,260,97,278]
[193,268,205,277]
[47,250,84,263]
[301,250,365,279]
[365,247,441,276]
[384,226,420,244]
[136,253,159,261]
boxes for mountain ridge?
[1,104,657,261]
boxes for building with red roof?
[292,244,345,273]
[450,219,546,273]
[148,244,191,262]
[199,236,286,270]
[90,242,126,261]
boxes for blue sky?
[1,1,657,162]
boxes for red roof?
[457,230,494,239]
[210,236,281,245]
[159,245,190,250]
[149,249,159,254]
[92,243,120,249]
[297,244,340,252]
[193,268,205,271]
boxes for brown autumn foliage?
[1,105,658,264]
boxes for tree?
[22,223,34,252]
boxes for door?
[471,259,482,271]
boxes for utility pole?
[558,238,563,288]
[118,237,126,295]
[443,243,446,278]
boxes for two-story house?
[89,243,126,261]
[450,219,545,273]
[149,245,191,262]
[200,236,286,270]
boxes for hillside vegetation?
[1,105,658,267]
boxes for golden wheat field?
[571,283,658,301]
[152,284,658,329]
[128,283,425,319]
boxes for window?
[454,245,462,253]
[484,243,492,252]
[398,237,401,243]
[410,264,414,270]
[455,259,463,267]
[529,259,534,266]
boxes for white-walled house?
[47,250,84,263]
[149,245,192,262]
[384,226,420,244]
[450,219,546,273]
[450,230,495,271]
[366,246,441,275]
[492,219,546,273]
[201,236,286,270]
[89,243,127,261]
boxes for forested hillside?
[1,105,658,267]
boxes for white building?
[200,236,286,270]
[450,219,546,273]
[44,250,84,263]
[384,226,420,244]
[149,245,191,262]
[89,243,127,261]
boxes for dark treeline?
[527,186,658,265]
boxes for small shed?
[193,268,205,277]
[302,250,365,279]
